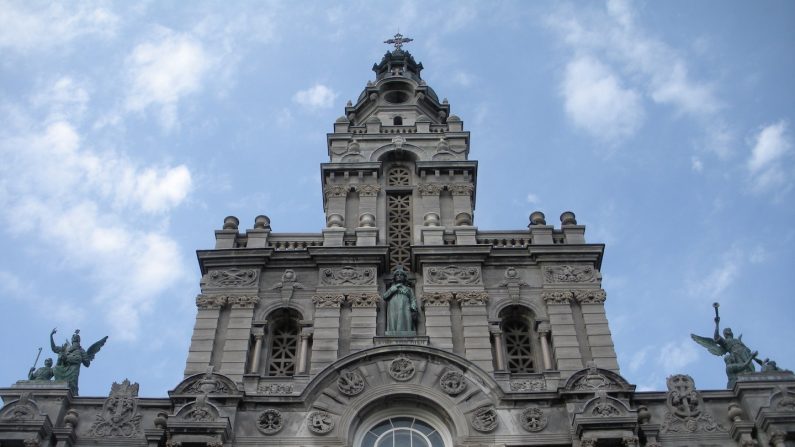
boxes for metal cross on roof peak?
[384,33,413,51]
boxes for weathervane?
[384,32,413,51]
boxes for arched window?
[264,309,301,376]
[393,116,403,125]
[499,306,539,373]
[360,417,445,447]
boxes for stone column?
[348,292,379,352]
[542,290,584,377]
[296,326,313,374]
[184,295,227,377]
[537,321,553,370]
[457,291,494,373]
[418,183,442,225]
[324,184,348,224]
[220,296,260,382]
[575,289,620,373]
[450,183,474,222]
[249,325,265,374]
[488,322,506,371]
[423,292,455,351]
[310,294,344,375]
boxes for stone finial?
[560,211,577,225]
[359,213,375,228]
[223,216,239,230]
[326,213,344,228]
[423,212,440,226]
[64,409,79,430]
[455,212,472,226]
[637,405,651,424]
[346,100,352,106]
[254,215,271,230]
[529,211,546,226]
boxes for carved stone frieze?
[543,265,598,283]
[574,289,607,304]
[312,294,345,308]
[0,393,37,421]
[257,383,293,395]
[426,265,482,285]
[661,374,725,434]
[439,370,467,395]
[87,379,142,438]
[541,290,574,305]
[389,355,416,381]
[320,266,376,286]
[349,292,380,308]
[416,183,444,196]
[519,407,548,432]
[422,291,454,307]
[227,295,260,308]
[510,379,546,392]
[456,291,489,306]
[203,268,258,288]
[323,184,349,199]
[307,411,334,435]
[337,370,365,396]
[355,184,381,197]
[257,409,283,435]
[449,183,474,196]
[195,294,227,310]
[471,405,498,433]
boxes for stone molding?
[543,265,598,283]
[422,291,455,307]
[426,265,482,285]
[319,266,376,286]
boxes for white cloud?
[452,71,475,87]
[561,55,644,143]
[749,246,768,264]
[657,338,699,371]
[0,120,193,340]
[747,121,791,192]
[293,84,338,110]
[691,156,703,173]
[687,249,740,300]
[30,76,90,121]
[628,346,650,373]
[125,29,212,129]
[0,2,118,52]
[526,193,540,204]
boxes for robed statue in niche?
[383,267,417,336]
[50,328,108,395]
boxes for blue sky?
[0,1,793,397]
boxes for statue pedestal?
[373,336,430,346]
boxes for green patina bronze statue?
[691,303,758,388]
[28,357,54,381]
[383,267,418,336]
[49,328,108,395]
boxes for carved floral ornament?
[195,294,260,309]
[519,407,548,432]
[312,294,346,308]
[87,380,143,438]
[510,379,546,392]
[426,265,482,285]
[422,291,454,307]
[416,182,474,196]
[471,405,499,433]
[541,289,606,305]
[320,266,376,286]
[389,355,416,381]
[439,369,467,395]
[258,383,293,395]
[456,291,489,306]
[337,369,366,396]
[543,265,598,283]
[307,411,334,435]
[203,268,258,288]
[323,183,381,199]
[257,409,283,435]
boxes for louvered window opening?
[387,194,412,272]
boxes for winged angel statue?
[691,303,757,387]
[50,328,108,395]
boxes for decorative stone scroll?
[307,411,334,435]
[257,409,283,435]
[312,294,345,308]
[349,292,380,308]
[543,265,598,283]
[519,407,548,432]
[227,295,260,308]
[337,370,365,396]
[510,379,546,392]
[195,294,227,310]
[422,291,454,307]
[203,268,258,288]
[661,374,725,434]
[320,266,376,286]
[258,383,294,395]
[574,289,607,304]
[471,405,499,433]
[389,355,416,381]
[426,265,482,285]
[541,290,574,305]
[456,291,489,306]
[439,370,467,395]
[87,379,142,438]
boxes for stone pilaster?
[457,291,493,373]
[423,292,454,351]
[348,292,379,352]
[450,183,474,220]
[417,183,442,227]
[542,290,584,376]
[310,294,344,375]
[575,289,619,373]
[219,296,260,382]
[184,295,226,377]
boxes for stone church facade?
[2,42,794,447]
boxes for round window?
[360,417,445,447]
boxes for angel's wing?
[86,336,108,359]
[690,333,727,356]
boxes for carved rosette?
[449,183,474,196]
[87,380,143,438]
[519,407,547,432]
[541,290,574,305]
[471,405,499,433]
[543,265,598,283]
[355,184,381,197]
[227,295,260,308]
[312,294,345,308]
[422,291,454,307]
[257,409,283,435]
[510,379,546,392]
[196,294,227,310]
[456,291,489,306]
[389,355,416,381]
[203,268,258,288]
[307,411,334,435]
[416,183,444,196]
[320,266,376,286]
[337,370,365,396]
[426,265,482,285]
[439,370,467,395]
[349,292,380,308]
[323,184,349,199]
[574,289,607,304]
